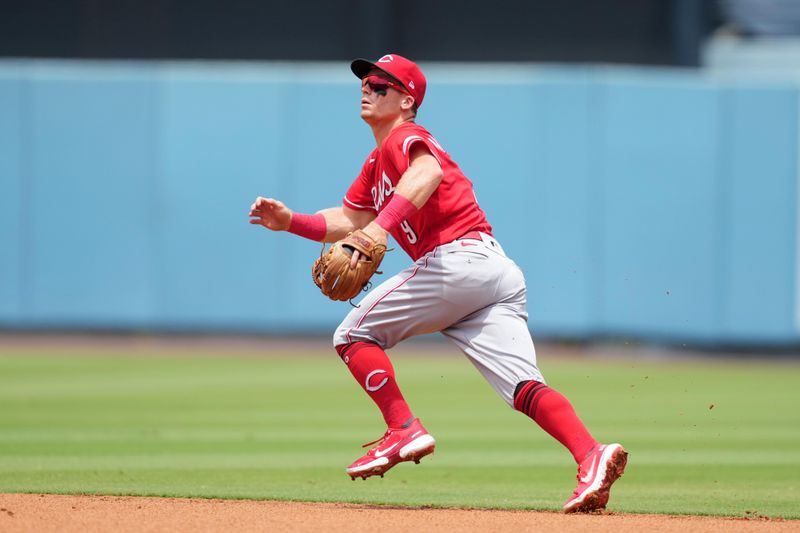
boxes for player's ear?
[400,94,416,112]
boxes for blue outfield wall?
[0,60,798,345]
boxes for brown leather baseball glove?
[312,229,388,301]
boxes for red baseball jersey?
[344,122,492,261]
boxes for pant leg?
[441,250,545,406]
[442,301,545,407]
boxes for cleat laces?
[361,429,393,449]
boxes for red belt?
[457,231,490,240]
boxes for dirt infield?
[0,494,795,533]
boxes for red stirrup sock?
[336,342,414,428]
[514,381,599,463]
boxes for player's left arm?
[391,144,444,208]
[353,144,442,267]
[361,144,441,240]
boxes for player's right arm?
[250,154,377,242]
[248,197,375,243]
[248,197,292,231]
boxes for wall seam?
[18,67,33,324]
[149,65,164,331]
[794,87,800,333]
[714,87,732,342]
[590,74,607,339]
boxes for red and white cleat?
[563,443,628,513]
[346,418,436,480]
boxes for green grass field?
[0,343,798,518]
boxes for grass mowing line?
[0,349,798,518]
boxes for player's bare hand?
[350,223,389,269]
[249,197,292,231]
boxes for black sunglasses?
[361,75,409,96]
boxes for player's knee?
[332,322,350,348]
[513,379,545,411]
[334,342,361,362]
[514,380,534,401]
[333,321,385,349]
[335,341,381,364]
[335,343,349,360]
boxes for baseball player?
[249,54,627,513]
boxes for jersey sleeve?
[343,156,376,212]
[383,129,443,177]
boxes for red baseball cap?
[351,54,427,109]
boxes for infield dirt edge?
[0,493,795,533]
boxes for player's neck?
[370,116,415,148]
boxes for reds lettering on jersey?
[343,123,492,261]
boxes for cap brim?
[350,59,377,79]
